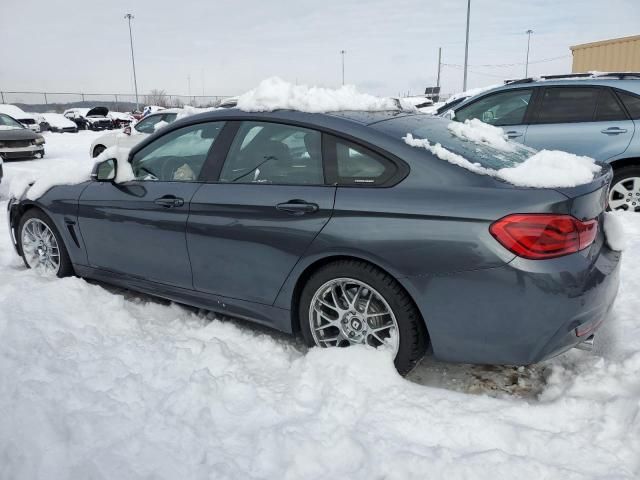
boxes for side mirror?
[123,126,132,135]
[92,158,117,182]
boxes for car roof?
[452,76,640,111]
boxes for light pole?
[340,50,346,86]
[125,13,140,112]
[462,0,471,91]
[525,30,534,77]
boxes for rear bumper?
[401,236,621,365]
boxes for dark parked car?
[63,106,114,131]
[0,113,45,160]
[7,109,620,374]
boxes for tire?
[299,259,428,375]
[608,165,640,212]
[92,145,106,158]
[17,209,74,278]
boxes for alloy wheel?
[609,177,640,211]
[21,218,61,276]
[308,277,399,356]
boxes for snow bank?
[236,77,413,113]
[603,211,626,251]
[447,118,516,152]
[404,128,601,188]
[8,140,132,201]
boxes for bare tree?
[146,89,170,107]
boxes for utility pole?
[525,30,534,77]
[436,47,442,88]
[124,13,140,112]
[463,0,471,91]
[340,50,346,86]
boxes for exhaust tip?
[575,334,595,352]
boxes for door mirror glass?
[94,158,117,181]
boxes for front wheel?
[299,260,428,375]
[18,209,73,277]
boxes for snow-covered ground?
[0,132,639,479]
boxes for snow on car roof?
[236,77,416,113]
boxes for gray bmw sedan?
[7,109,620,374]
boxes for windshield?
[374,114,534,170]
[0,113,25,130]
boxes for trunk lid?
[554,163,612,220]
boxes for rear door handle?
[154,195,184,208]
[601,127,627,135]
[505,131,523,138]
[276,199,319,215]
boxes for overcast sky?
[1,0,639,100]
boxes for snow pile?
[6,133,132,201]
[447,119,516,152]
[603,211,626,251]
[236,77,412,113]
[404,133,601,188]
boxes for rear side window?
[219,121,324,185]
[595,89,627,121]
[333,138,397,185]
[454,89,532,126]
[535,87,598,123]
[617,90,640,119]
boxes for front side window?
[455,89,532,126]
[131,122,223,181]
[535,87,599,123]
[219,121,324,185]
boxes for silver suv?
[446,73,640,212]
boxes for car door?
[77,121,225,288]
[187,121,336,305]
[453,88,534,143]
[523,86,635,160]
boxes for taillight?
[490,214,598,260]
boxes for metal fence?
[0,91,233,113]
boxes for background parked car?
[0,112,45,160]
[41,113,79,133]
[90,109,181,157]
[63,107,114,131]
[445,73,640,211]
[0,104,41,132]
[108,111,135,129]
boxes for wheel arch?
[609,157,640,170]
[9,201,40,256]
[92,144,107,158]
[287,254,430,338]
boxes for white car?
[40,113,78,133]
[89,109,181,158]
[0,104,41,132]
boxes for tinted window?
[455,89,532,126]
[335,140,394,185]
[134,114,167,133]
[595,89,627,121]
[219,121,324,185]
[536,87,598,123]
[617,90,640,119]
[131,122,223,181]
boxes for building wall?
[571,34,640,73]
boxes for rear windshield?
[373,114,534,169]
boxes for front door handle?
[601,127,627,135]
[505,130,523,138]
[154,195,184,208]
[276,199,319,215]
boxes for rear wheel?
[299,260,428,375]
[609,166,640,212]
[18,209,73,278]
